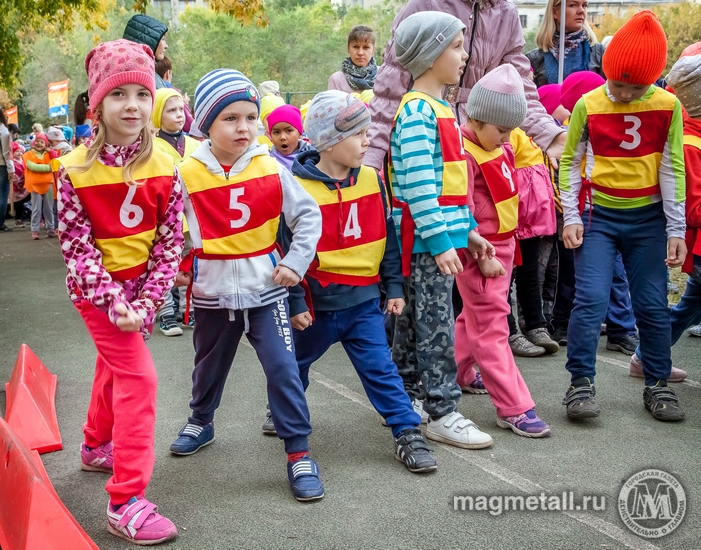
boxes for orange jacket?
[22,149,53,195]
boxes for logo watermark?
[453,492,605,516]
[618,469,686,539]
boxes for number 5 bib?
[180,155,283,259]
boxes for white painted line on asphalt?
[309,364,661,550]
[597,354,701,389]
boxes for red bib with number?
[296,166,386,287]
[180,154,282,259]
[582,85,675,199]
[59,145,174,281]
[463,138,518,238]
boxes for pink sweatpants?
[78,301,157,505]
[455,239,535,417]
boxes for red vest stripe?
[588,110,672,159]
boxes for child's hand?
[291,312,313,331]
[174,270,192,287]
[478,257,506,278]
[386,298,405,316]
[272,265,301,287]
[468,230,496,260]
[114,302,143,332]
[435,248,463,275]
[666,238,687,268]
[563,224,584,249]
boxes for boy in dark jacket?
[267,91,437,474]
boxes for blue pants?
[294,299,421,438]
[566,204,671,386]
[189,301,310,453]
[638,254,701,364]
[605,254,637,338]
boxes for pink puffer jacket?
[366,0,565,171]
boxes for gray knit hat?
[304,91,371,151]
[666,54,701,118]
[466,64,527,128]
[394,11,466,80]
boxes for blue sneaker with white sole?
[169,423,215,455]
[287,456,324,501]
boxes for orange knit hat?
[602,10,667,86]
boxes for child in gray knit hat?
[456,63,552,439]
[267,89,439,474]
[389,11,496,450]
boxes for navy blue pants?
[566,203,671,386]
[294,298,421,438]
[189,301,310,453]
[638,254,701,363]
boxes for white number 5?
[229,188,251,229]
[620,115,641,150]
[120,185,144,228]
[501,161,515,193]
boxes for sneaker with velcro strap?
[287,456,325,501]
[169,422,215,455]
[159,315,183,337]
[262,409,277,435]
[425,411,493,449]
[394,428,437,473]
[80,441,114,473]
[563,378,600,419]
[644,381,685,422]
[106,496,177,545]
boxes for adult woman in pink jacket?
[365,0,567,172]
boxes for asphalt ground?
[1,227,699,550]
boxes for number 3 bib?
[180,154,283,259]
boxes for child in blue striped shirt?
[388,11,495,449]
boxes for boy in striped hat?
[170,69,326,501]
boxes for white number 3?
[229,188,251,229]
[620,115,641,150]
[120,185,144,228]
[343,202,362,239]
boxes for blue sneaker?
[169,423,215,455]
[287,456,324,501]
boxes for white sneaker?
[380,398,428,426]
[425,411,493,449]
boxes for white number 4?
[343,202,362,239]
[229,188,251,229]
[620,115,641,150]
[120,185,144,228]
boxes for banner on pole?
[5,106,18,125]
[48,80,69,118]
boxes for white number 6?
[501,161,515,193]
[620,115,641,150]
[229,188,251,229]
[120,185,144,228]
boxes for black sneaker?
[643,382,685,421]
[159,314,183,337]
[563,377,600,419]
[0,225,12,232]
[606,333,639,355]
[262,409,276,435]
[394,428,437,473]
[551,327,568,347]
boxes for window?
[520,14,528,28]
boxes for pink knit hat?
[33,133,49,146]
[537,84,561,115]
[85,39,156,111]
[560,71,606,113]
[266,104,304,135]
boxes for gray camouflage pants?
[392,252,461,419]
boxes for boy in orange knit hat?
[559,10,687,422]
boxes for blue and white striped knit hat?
[194,69,261,135]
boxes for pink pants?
[455,239,535,417]
[78,301,157,505]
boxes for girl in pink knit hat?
[55,38,184,545]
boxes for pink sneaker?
[47,229,58,238]
[629,353,687,382]
[81,442,114,473]
[107,497,177,545]
[461,372,489,395]
[32,231,40,240]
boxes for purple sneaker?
[496,409,551,438]
[81,441,114,473]
[461,372,489,395]
[107,496,177,545]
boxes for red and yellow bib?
[463,138,518,237]
[154,135,199,164]
[180,154,282,259]
[583,85,675,199]
[59,145,174,281]
[509,128,544,169]
[297,166,386,287]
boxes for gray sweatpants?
[31,190,54,232]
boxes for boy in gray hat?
[389,11,495,449]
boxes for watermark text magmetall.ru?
[453,492,606,516]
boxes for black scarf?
[341,57,377,91]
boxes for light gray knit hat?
[666,54,701,118]
[394,11,466,80]
[466,64,527,128]
[304,91,371,151]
